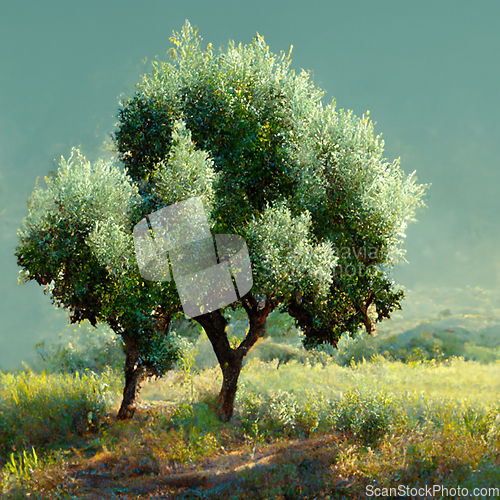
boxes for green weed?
[0,368,119,462]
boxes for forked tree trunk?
[195,295,274,422]
[117,340,145,420]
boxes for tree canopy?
[16,20,428,421]
[114,21,428,419]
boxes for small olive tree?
[15,149,182,419]
[111,21,428,421]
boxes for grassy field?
[2,286,500,498]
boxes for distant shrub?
[330,391,393,447]
[327,324,500,366]
[264,310,298,340]
[434,330,466,358]
[32,322,124,374]
[477,326,500,349]
[244,338,307,367]
[332,331,378,366]
[464,344,499,364]
[237,390,320,442]
[236,386,395,448]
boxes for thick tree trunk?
[218,357,243,422]
[195,295,274,422]
[117,341,145,420]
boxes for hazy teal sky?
[1,0,499,369]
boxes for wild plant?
[0,368,119,461]
[0,446,42,497]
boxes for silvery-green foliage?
[86,219,136,278]
[308,104,428,263]
[23,148,140,233]
[120,21,324,222]
[150,119,217,221]
[246,201,336,301]
[31,148,140,280]
[162,21,214,87]
[208,34,326,202]
[218,35,289,86]
[152,23,425,265]
[18,148,142,284]
[162,22,301,107]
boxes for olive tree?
[111,21,428,421]
[15,149,182,419]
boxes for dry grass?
[1,356,500,498]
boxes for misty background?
[1,0,499,370]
